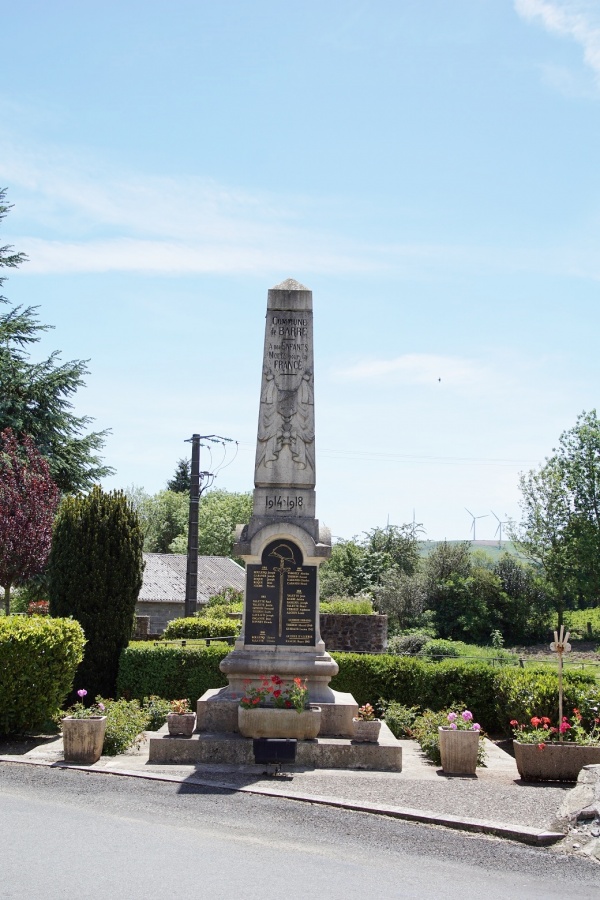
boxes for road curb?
[0,754,565,846]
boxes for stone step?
[148,722,402,772]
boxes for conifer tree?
[48,487,144,698]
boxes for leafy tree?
[167,458,191,493]
[364,524,422,576]
[134,488,189,553]
[0,428,59,613]
[372,570,427,632]
[48,487,144,698]
[171,489,252,557]
[0,189,113,493]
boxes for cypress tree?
[48,487,144,699]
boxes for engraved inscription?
[245,538,316,647]
[264,494,304,512]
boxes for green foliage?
[170,489,252,557]
[512,411,600,620]
[493,668,598,732]
[319,597,374,615]
[163,617,241,639]
[379,701,420,737]
[48,487,144,699]
[0,616,85,733]
[167,458,191,494]
[421,638,461,659]
[142,695,172,731]
[387,633,431,656]
[96,697,149,755]
[320,523,422,599]
[564,607,600,640]
[117,643,229,706]
[207,587,244,607]
[372,570,427,633]
[411,707,486,767]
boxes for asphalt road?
[1,762,599,899]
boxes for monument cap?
[268,277,312,311]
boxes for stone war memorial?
[149,279,402,770]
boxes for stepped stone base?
[148,722,402,771]
[197,688,359,738]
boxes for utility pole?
[184,432,236,617]
[185,434,201,617]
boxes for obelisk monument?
[198,279,357,737]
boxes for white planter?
[62,716,107,764]
[352,718,382,743]
[438,727,480,775]
[167,712,197,736]
[514,741,600,782]
[238,706,321,740]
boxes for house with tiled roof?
[136,553,245,634]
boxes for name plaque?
[245,538,317,647]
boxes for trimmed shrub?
[117,643,229,706]
[493,668,599,734]
[387,633,431,656]
[320,598,374,615]
[48,487,144,699]
[163,617,241,639]
[421,639,460,660]
[0,616,85,733]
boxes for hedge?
[117,642,229,706]
[0,616,85,734]
[116,644,599,735]
[163,617,241,640]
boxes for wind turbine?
[491,510,508,549]
[465,508,488,542]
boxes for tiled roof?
[139,553,244,604]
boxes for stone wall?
[136,601,185,636]
[320,614,388,654]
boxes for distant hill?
[418,540,527,562]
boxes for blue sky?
[2,1,599,541]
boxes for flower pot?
[513,740,600,782]
[62,716,107,764]
[438,727,480,775]
[238,706,321,740]
[352,718,382,743]
[167,712,197,736]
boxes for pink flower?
[537,742,546,751]
[77,689,87,699]
[97,703,105,712]
[450,723,457,730]
[462,711,473,722]
[559,721,571,733]
[447,713,457,722]
[472,723,481,731]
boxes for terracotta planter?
[514,740,600,782]
[352,718,382,743]
[167,712,197,736]
[62,716,107,764]
[238,706,321,740]
[438,727,480,775]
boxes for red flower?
[530,717,542,727]
[252,697,260,706]
[509,719,519,727]
[550,727,558,734]
[537,742,546,751]
[271,675,283,685]
[541,717,551,726]
[285,700,292,708]
[273,690,281,698]
[559,721,571,733]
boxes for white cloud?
[515,0,600,82]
